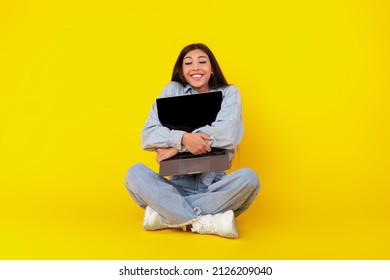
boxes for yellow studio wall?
[1,0,389,259]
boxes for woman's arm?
[193,85,244,150]
[141,82,186,152]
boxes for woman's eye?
[184,62,192,65]
[199,61,207,64]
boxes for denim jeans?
[125,163,260,226]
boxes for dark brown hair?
[171,43,229,89]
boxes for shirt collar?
[183,84,194,94]
[183,84,221,94]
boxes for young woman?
[125,43,260,238]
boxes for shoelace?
[195,216,215,233]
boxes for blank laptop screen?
[156,91,223,132]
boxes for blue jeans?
[125,163,260,226]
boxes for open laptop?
[156,91,230,176]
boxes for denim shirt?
[141,81,244,185]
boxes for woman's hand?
[156,147,179,163]
[181,132,213,155]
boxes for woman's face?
[182,49,213,93]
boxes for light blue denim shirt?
[141,81,244,185]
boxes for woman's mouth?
[191,74,203,80]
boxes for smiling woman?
[1,0,389,261]
[171,43,229,93]
[182,49,213,92]
[124,43,261,239]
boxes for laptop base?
[159,149,229,176]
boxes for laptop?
[156,91,230,176]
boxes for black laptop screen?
[156,91,223,132]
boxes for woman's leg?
[185,168,260,217]
[125,163,197,226]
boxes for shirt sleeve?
[192,85,244,150]
[141,82,186,151]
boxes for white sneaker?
[191,210,238,238]
[142,206,187,231]
[142,206,167,230]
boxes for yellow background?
[1,0,389,259]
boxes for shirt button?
[194,207,202,216]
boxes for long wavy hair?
[171,43,229,89]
